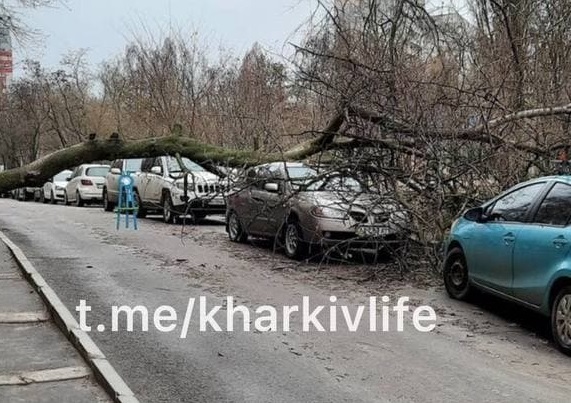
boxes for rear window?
[85,167,110,177]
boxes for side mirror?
[264,182,279,193]
[150,166,162,175]
[110,168,121,175]
[65,177,71,182]
[464,207,486,223]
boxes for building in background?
[0,15,12,94]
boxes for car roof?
[257,162,309,169]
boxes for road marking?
[0,366,91,385]
[0,311,50,323]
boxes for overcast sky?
[14,0,315,75]
[13,0,467,76]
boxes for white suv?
[136,156,226,223]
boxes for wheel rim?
[163,197,171,222]
[446,257,468,294]
[555,294,571,346]
[229,213,240,239]
[285,224,298,255]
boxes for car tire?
[40,191,47,204]
[75,191,84,207]
[50,191,57,204]
[135,191,146,218]
[103,189,114,212]
[162,193,177,224]
[284,221,308,260]
[227,211,248,243]
[63,191,70,206]
[551,286,571,356]
[443,247,472,300]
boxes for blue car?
[443,176,571,355]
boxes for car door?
[512,182,571,306]
[466,182,546,295]
[66,167,82,201]
[137,158,154,205]
[107,160,122,203]
[146,157,166,204]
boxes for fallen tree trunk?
[1,101,570,194]
[0,113,346,194]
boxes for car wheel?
[63,191,70,206]
[103,189,114,212]
[552,286,571,356]
[228,211,248,243]
[162,193,176,224]
[75,191,84,207]
[135,191,146,218]
[443,247,472,300]
[50,191,57,204]
[284,221,308,260]
[40,191,47,204]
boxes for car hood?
[297,191,404,213]
[175,171,220,184]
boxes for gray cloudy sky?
[15,0,315,74]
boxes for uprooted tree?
[3,0,571,271]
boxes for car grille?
[196,184,223,194]
[349,211,390,224]
[349,211,368,223]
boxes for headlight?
[310,206,347,220]
[176,182,195,191]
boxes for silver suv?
[136,156,226,223]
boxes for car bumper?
[78,188,103,200]
[172,195,227,215]
[302,217,409,252]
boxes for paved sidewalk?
[0,241,112,402]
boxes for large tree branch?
[0,113,346,194]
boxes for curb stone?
[0,230,139,403]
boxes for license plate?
[356,226,387,238]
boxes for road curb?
[0,230,139,403]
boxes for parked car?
[37,169,73,204]
[13,187,39,201]
[135,156,225,223]
[226,162,410,260]
[64,164,110,207]
[103,158,144,212]
[442,176,571,355]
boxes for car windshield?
[285,166,364,193]
[305,175,364,192]
[85,167,110,177]
[166,157,206,174]
[53,171,71,182]
[286,166,318,180]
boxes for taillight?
[81,179,93,186]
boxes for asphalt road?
[0,199,570,403]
